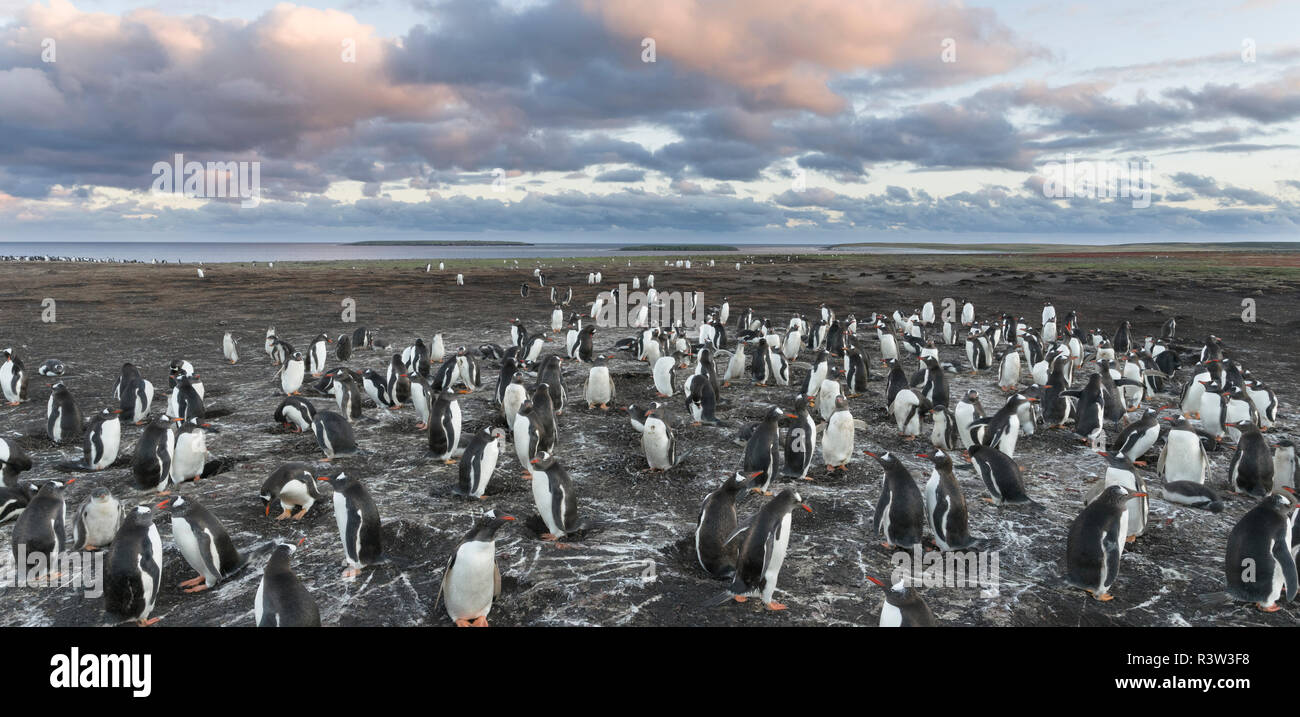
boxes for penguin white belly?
[923,473,941,538]
[446,541,497,620]
[141,525,162,618]
[822,413,854,466]
[83,503,120,547]
[476,441,500,495]
[585,367,612,405]
[281,362,304,394]
[879,599,903,627]
[652,358,674,396]
[94,420,121,469]
[998,416,1020,457]
[1274,451,1296,491]
[530,467,560,536]
[999,354,1020,389]
[1199,395,1224,436]
[642,427,672,470]
[311,345,326,373]
[280,479,315,511]
[513,416,532,467]
[503,387,525,428]
[333,492,359,567]
[172,517,218,585]
[879,334,898,361]
[1161,432,1206,483]
[254,577,267,625]
[724,350,745,381]
[171,434,207,482]
[761,513,792,603]
[551,309,563,332]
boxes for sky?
[1,0,1299,243]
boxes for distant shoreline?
[349,240,533,246]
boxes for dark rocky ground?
[0,252,1296,627]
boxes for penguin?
[11,479,68,578]
[104,505,163,625]
[222,332,240,364]
[406,374,432,430]
[574,325,597,363]
[1065,484,1142,601]
[889,388,926,440]
[1228,421,1274,496]
[264,327,279,363]
[928,405,961,452]
[313,411,359,461]
[996,348,1021,393]
[336,333,353,361]
[279,351,306,396]
[1244,377,1279,430]
[162,494,243,592]
[73,487,121,551]
[1274,439,1298,492]
[118,376,154,425]
[865,451,925,549]
[722,342,747,387]
[324,472,382,578]
[385,354,410,408]
[843,346,869,397]
[528,451,581,544]
[321,371,364,422]
[1,348,28,405]
[427,389,463,464]
[0,483,34,524]
[1085,452,1148,542]
[38,359,65,377]
[170,419,209,486]
[361,368,394,409]
[782,398,817,481]
[1198,381,1229,440]
[132,415,176,493]
[641,407,678,472]
[584,356,617,411]
[46,381,83,444]
[920,450,976,551]
[82,408,122,471]
[969,444,1031,505]
[1223,493,1298,611]
[1158,481,1224,513]
[883,358,909,409]
[1115,408,1161,465]
[652,351,681,397]
[1063,374,1107,445]
[743,407,788,494]
[438,508,516,626]
[512,400,546,473]
[260,462,324,519]
[168,374,205,423]
[502,373,528,430]
[814,379,841,423]
[456,427,507,499]
[169,360,202,398]
[954,389,985,447]
[720,488,811,611]
[914,356,949,409]
[351,326,372,352]
[866,576,938,627]
[270,338,293,368]
[534,354,565,413]
[255,542,320,627]
[969,394,1032,458]
[274,395,317,433]
[403,339,431,377]
[821,395,855,472]
[455,347,483,394]
[696,472,753,579]
[1157,415,1209,484]
[521,334,547,367]
[0,437,33,487]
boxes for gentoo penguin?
[0,437,33,487]
[324,472,382,578]
[279,351,306,396]
[1065,485,1143,601]
[782,398,817,481]
[336,333,353,361]
[743,407,788,495]
[274,395,317,433]
[866,576,938,627]
[312,411,359,461]
[168,374,205,422]
[46,381,82,444]
[721,342,747,387]
[456,428,507,499]
[264,327,278,362]
[652,351,682,397]
[921,450,976,551]
[82,408,122,470]
[821,395,855,472]
[696,473,753,579]
[815,379,841,423]
[929,405,960,452]
[1085,452,1148,542]
[222,332,239,364]
[641,407,679,472]
[843,347,869,397]
[574,325,597,363]
[255,543,320,627]
[1157,415,1208,484]
[118,375,154,425]
[865,451,925,549]
[456,273,464,285]
[1274,439,1298,492]
[162,494,243,593]
[1228,421,1274,496]
[407,374,433,430]
[512,401,546,474]
[1244,377,1279,430]
[132,415,176,493]
[104,505,163,625]
[969,394,1033,458]
[996,348,1021,393]
[888,387,926,440]
[260,463,324,519]
[954,390,985,447]
[969,444,1031,505]
[114,361,145,400]
[351,326,372,352]
[38,359,65,377]
[521,333,547,367]
[386,354,410,407]
[439,509,516,626]
[170,419,209,486]
[1064,374,1107,446]
[455,347,483,394]
[534,354,566,413]
[0,484,33,524]
[169,359,202,398]
[502,373,528,430]
[73,487,121,551]
[1115,408,1161,465]
[584,357,616,411]
[528,451,581,544]
[1158,481,1224,513]
[1,348,28,405]
[362,368,395,409]
[12,480,68,577]
[1223,493,1298,611]
[720,488,811,611]
[427,389,463,464]
[1198,381,1229,440]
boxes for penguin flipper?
[494,561,502,600]
[1272,537,1299,601]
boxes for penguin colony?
[0,261,1297,627]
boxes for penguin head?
[320,471,351,489]
[1,348,11,360]
[291,351,303,362]
[764,406,786,423]
[1266,491,1296,515]
[472,509,517,540]
[50,381,66,391]
[1098,484,1140,506]
[90,487,114,503]
[530,451,557,470]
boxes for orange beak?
[156,499,171,509]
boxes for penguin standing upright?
[455,347,483,394]
[866,451,925,549]
[954,390,985,447]
[386,354,410,407]
[72,487,121,551]
[118,375,155,425]
[528,451,581,544]
[46,382,82,444]
[1,349,28,405]
[743,407,788,494]
[535,354,566,413]
[162,494,243,593]
[104,504,163,626]
[721,489,811,611]
[969,444,1031,505]
[439,509,516,626]
[168,374,205,422]
[921,450,975,551]
[1065,485,1142,601]
[11,480,68,578]
[456,428,507,499]
[696,472,752,579]
[279,351,306,396]
[1228,421,1274,496]
[82,408,121,471]
[584,356,617,411]
[427,389,463,464]
[255,543,320,627]
[133,415,176,493]
[866,576,938,627]
[336,333,353,361]
[169,419,209,486]
[223,332,239,364]
[1224,494,1298,612]
[1115,408,1161,465]
[821,395,855,472]
[641,407,678,472]
[1085,452,1148,542]
[324,472,382,579]
[1157,416,1208,484]
[1274,439,1298,492]
[502,373,528,430]
[312,411,359,461]
[782,398,817,481]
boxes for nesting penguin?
[719,489,811,611]
[73,487,121,551]
[162,494,243,593]
[255,542,320,627]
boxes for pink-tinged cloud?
[582,0,1038,113]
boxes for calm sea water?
[0,241,990,264]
